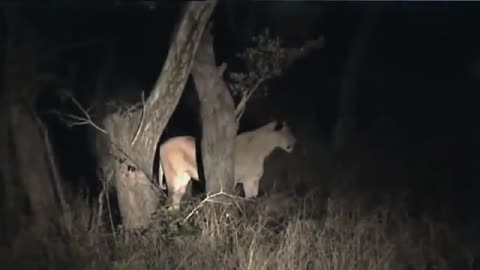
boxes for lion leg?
[183,181,193,199]
[182,170,198,200]
[243,178,260,198]
[168,173,191,210]
[158,163,167,190]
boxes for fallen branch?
[183,191,249,223]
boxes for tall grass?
[3,184,475,270]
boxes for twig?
[123,102,142,115]
[217,62,227,76]
[96,188,104,232]
[234,76,267,122]
[183,191,248,223]
[51,93,108,134]
[68,95,108,133]
[97,170,117,243]
[104,176,117,243]
[131,91,145,146]
[182,192,224,223]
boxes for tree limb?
[112,0,218,178]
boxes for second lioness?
[159,120,296,209]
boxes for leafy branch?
[228,28,324,122]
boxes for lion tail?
[158,162,167,190]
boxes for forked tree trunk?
[190,22,324,197]
[191,24,237,195]
[101,0,218,229]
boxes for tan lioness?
[158,120,296,209]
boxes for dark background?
[6,1,476,232]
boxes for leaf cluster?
[228,28,291,99]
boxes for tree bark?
[9,103,59,232]
[332,4,383,147]
[191,24,237,195]
[0,105,15,243]
[101,0,218,228]
[0,14,16,240]
[90,40,117,192]
[2,7,60,234]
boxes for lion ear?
[274,120,283,131]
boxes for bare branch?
[218,62,228,76]
[56,111,108,134]
[95,172,117,242]
[52,92,108,134]
[183,191,249,223]
[234,76,267,122]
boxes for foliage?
[227,28,324,121]
[228,28,290,100]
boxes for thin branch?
[101,172,117,243]
[183,191,249,223]
[234,76,267,122]
[50,93,108,134]
[217,62,227,76]
[96,188,104,232]
[68,94,108,134]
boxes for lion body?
[158,121,296,209]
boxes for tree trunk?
[0,55,17,244]
[192,24,237,195]
[2,7,60,235]
[101,0,218,229]
[333,4,383,147]
[9,103,59,233]
[0,108,16,243]
[90,40,117,192]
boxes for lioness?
[158,120,296,209]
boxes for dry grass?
[3,185,475,270]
